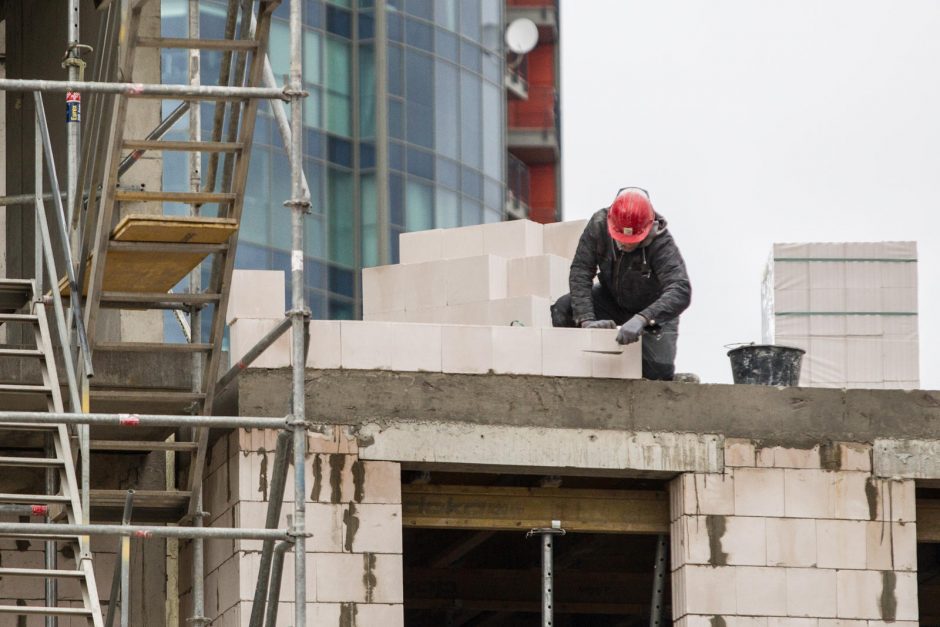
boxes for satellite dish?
[505,18,538,55]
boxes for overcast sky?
[560,0,940,389]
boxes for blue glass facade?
[161,0,504,320]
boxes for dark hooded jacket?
[569,208,691,325]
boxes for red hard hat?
[608,188,654,245]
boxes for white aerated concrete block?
[442,325,493,374]
[810,261,846,288]
[340,321,393,370]
[774,288,809,312]
[542,219,587,260]
[229,318,291,368]
[587,329,642,379]
[507,254,570,301]
[441,300,491,325]
[881,261,917,287]
[846,315,882,336]
[362,264,406,315]
[440,224,485,259]
[227,270,285,324]
[307,320,342,369]
[765,518,816,567]
[787,568,838,617]
[399,228,442,264]
[846,340,883,383]
[846,287,881,312]
[810,315,847,337]
[810,288,846,312]
[773,261,809,290]
[492,326,542,375]
[541,327,592,377]
[733,468,785,517]
[482,219,543,258]
[486,295,552,327]
[883,339,918,381]
[882,286,917,312]
[775,315,809,337]
[735,566,787,616]
[444,255,508,305]
[390,323,441,372]
[401,261,447,311]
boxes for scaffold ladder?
[72,0,281,521]
[0,279,103,625]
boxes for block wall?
[185,428,404,625]
[671,439,918,625]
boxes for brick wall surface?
[671,439,918,625]
[193,428,404,626]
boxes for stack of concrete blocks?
[671,439,918,625]
[227,221,643,379]
[364,219,585,327]
[762,242,919,389]
[180,424,403,625]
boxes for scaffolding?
[0,0,311,625]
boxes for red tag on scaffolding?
[66,91,80,123]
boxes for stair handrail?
[32,105,83,415]
[34,92,95,382]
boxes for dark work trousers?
[550,283,679,381]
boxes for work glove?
[616,315,646,345]
[581,319,617,330]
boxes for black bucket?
[727,344,805,386]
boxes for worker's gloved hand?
[616,315,646,345]
[581,319,617,330]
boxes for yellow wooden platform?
[60,215,238,296]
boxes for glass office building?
[162,0,505,320]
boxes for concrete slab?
[237,369,940,448]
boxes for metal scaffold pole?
[288,0,311,623]
[528,523,565,627]
[187,2,208,624]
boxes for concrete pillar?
[670,440,919,625]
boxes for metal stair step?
[0,313,38,322]
[136,37,260,51]
[0,422,62,431]
[100,291,222,307]
[94,341,214,353]
[113,190,237,204]
[89,390,206,402]
[123,139,243,152]
[90,439,199,452]
[0,531,80,541]
[0,605,91,617]
[0,383,51,394]
[0,456,64,468]
[0,493,70,504]
[0,348,44,357]
[108,241,228,254]
[0,567,85,578]
[91,489,192,507]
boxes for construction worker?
[550,187,691,380]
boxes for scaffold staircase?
[69,0,281,522]
[0,279,104,625]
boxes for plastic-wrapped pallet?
[763,242,919,389]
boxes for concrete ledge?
[874,438,940,479]
[238,369,940,447]
[354,420,722,476]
